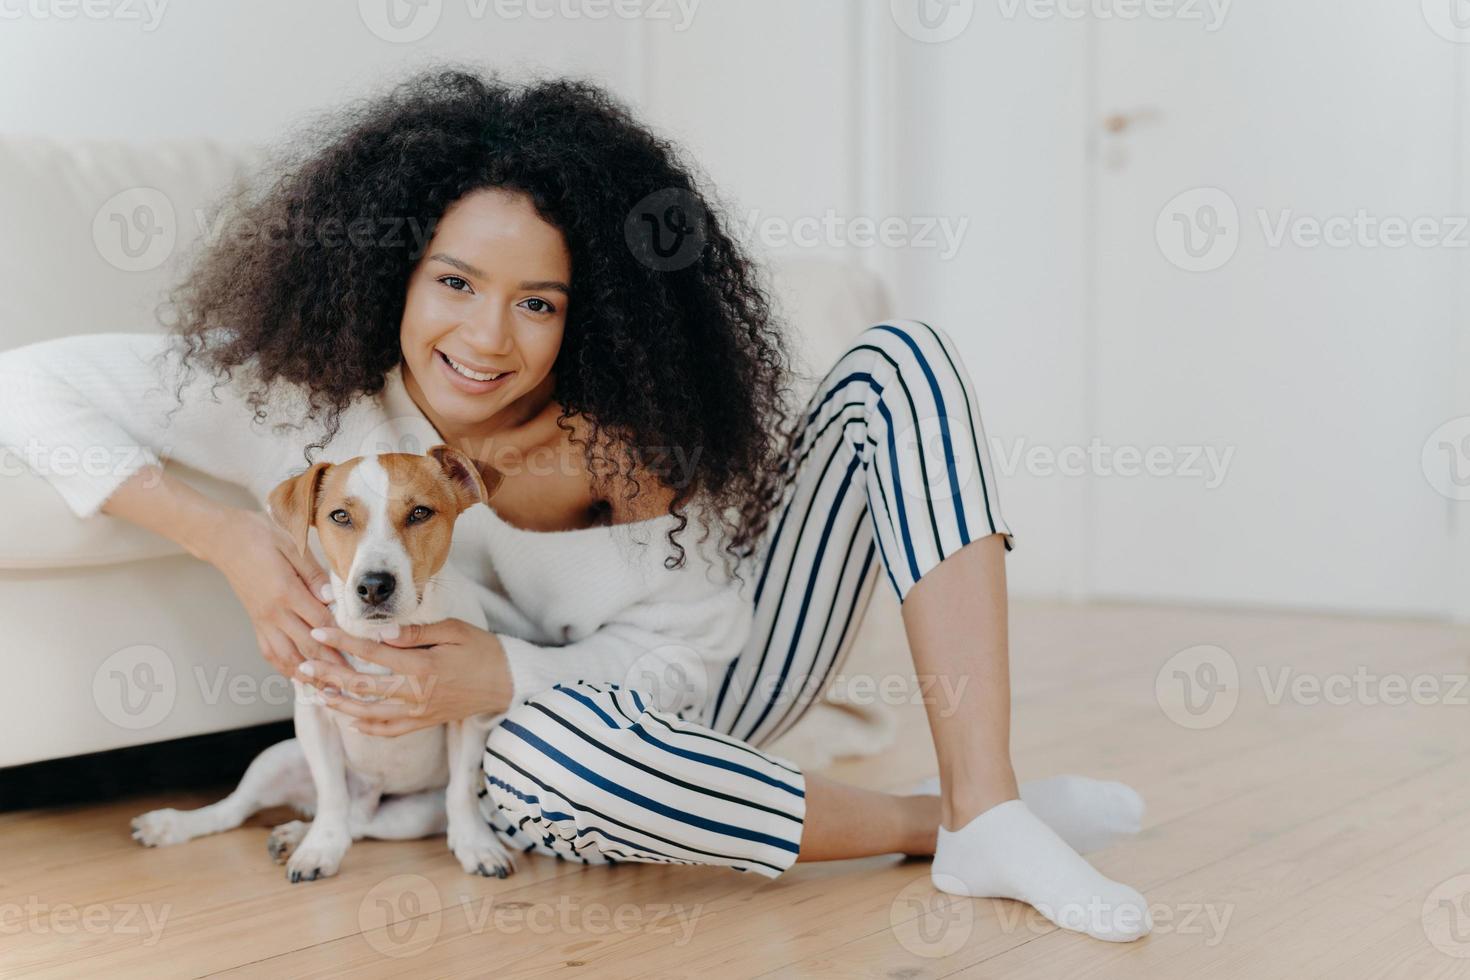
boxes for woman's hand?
[199,508,347,678]
[296,619,514,736]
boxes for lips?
[438,349,508,381]
[435,349,514,392]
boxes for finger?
[317,689,429,720]
[281,540,334,605]
[289,620,352,675]
[379,619,467,648]
[263,625,303,675]
[310,627,419,672]
[255,627,286,676]
[290,590,335,632]
[295,661,417,702]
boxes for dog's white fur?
[131,449,514,883]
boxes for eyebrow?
[427,253,570,294]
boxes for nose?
[356,571,396,607]
[461,306,515,357]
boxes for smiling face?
[399,187,572,439]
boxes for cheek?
[405,524,454,585]
[522,322,565,375]
[318,528,357,580]
[400,284,450,347]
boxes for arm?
[0,332,341,673]
[0,332,303,518]
[299,572,754,734]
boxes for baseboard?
[0,720,293,813]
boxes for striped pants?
[479,320,1013,877]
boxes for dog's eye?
[329,509,351,526]
[407,505,434,525]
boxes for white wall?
[1,0,1461,619]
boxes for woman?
[0,69,1149,941]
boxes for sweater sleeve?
[0,332,304,518]
[495,562,755,715]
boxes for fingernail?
[380,624,400,640]
[310,627,329,642]
[318,583,334,602]
[324,687,340,697]
[297,661,316,677]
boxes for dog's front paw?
[131,808,192,847]
[267,820,311,865]
[448,825,516,878]
[286,825,349,883]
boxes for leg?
[268,790,452,864]
[132,739,313,847]
[286,683,354,882]
[445,715,515,877]
[711,320,1149,941]
[481,683,806,878]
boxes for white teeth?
[442,352,505,382]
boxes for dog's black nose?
[356,572,396,606]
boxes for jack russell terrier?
[130,445,516,883]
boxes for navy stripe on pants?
[480,320,1013,877]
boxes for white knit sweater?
[0,332,754,712]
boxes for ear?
[428,444,504,513]
[265,461,331,557]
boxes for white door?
[1091,3,1461,617]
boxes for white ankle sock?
[905,774,1145,855]
[933,799,1152,942]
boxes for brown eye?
[329,509,351,527]
[407,505,434,525]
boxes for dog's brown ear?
[266,461,331,557]
[428,444,504,513]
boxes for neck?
[400,360,558,453]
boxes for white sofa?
[0,135,908,770]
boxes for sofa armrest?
[0,450,258,570]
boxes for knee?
[849,319,967,389]
[482,683,647,824]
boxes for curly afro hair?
[160,67,800,572]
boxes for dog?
[130,445,516,883]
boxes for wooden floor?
[5,600,1470,979]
